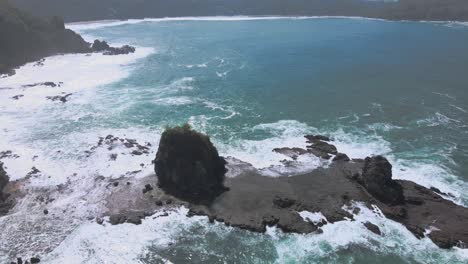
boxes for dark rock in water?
[26,167,41,177]
[363,222,382,236]
[305,134,331,142]
[43,209,48,215]
[0,163,8,193]
[109,211,147,225]
[110,153,118,161]
[91,40,111,52]
[272,147,307,160]
[296,134,338,159]
[154,124,228,203]
[30,257,40,263]
[92,40,136,55]
[22,82,61,88]
[0,162,10,214]
[142,184,153,194]
[0,150,19,159]
[103,45,136,55]
[46,93,72,103]
[333,153,350,162]
[307,140,338,156]
[357,156,404,205]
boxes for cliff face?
[0,0,90,75]
[8,0,468,23]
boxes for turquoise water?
[82,18,468,196]
[2,17,468,263]
[75,18,468,263]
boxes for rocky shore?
[0,0,136,76]
[103,126,468,250]
[1,126,467,262]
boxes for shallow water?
[1,17,468,263]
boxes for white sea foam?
[416,112,461,127]
[214,120,320,172]
[0,44,154,187]
[154,96,195,106]
[42,207,198,263]
[67,16,392,31]
[298,211,328,225]
[266,201,468,263]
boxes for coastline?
[66,15,468,31]
[2,16,468,263]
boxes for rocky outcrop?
[357,156,404,206]
[46,93,72,103]
[154,124,228,203]
[91,40,136,56]
[0,162,10,215]
[273,134,344,161]
[10,0,468,23]
[363,222,382,236]
[0,1,136,75]
[186,135,468,249]
[0,0,90,75]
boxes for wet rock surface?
[46,93,72,103]
[363,222,382,236]
[22,82,62,88]
[3,130,467,255]
[357,156,404,205]
[10,256,41,264]
[154,125,228,203]
[91,40,136,56]
[273,134,343,161]
[85,135,153,161]
[0,162,10,215]
[185,135,468,249]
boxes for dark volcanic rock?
[46,93,72,103]
[0,162,11,215]
[274,135,339,160]
[22,81,61,88]
[92,39,136,55]
[109,211,148,225]
[91,39,111,52]
[363,221,382,236]
[333,153,350,162]
[272,147,307,160]
[358,156,404,206]
[0,1,91,75]
[155,124,227,203]
[103,45,136,55]
[305,134,331,142]
[304,134,338,159]
[30,257,41,263]
[142,184,153,194]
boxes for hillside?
[0,0,90,75]
[9,0,468,22]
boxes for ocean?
[0,17,467,263]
